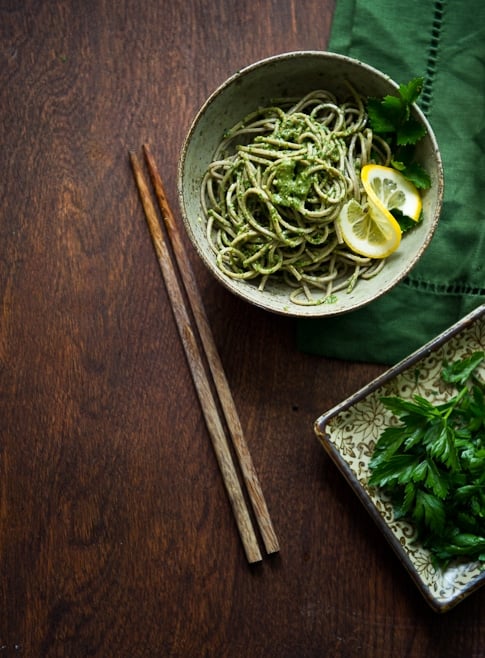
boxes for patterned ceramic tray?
[314,304,485,612]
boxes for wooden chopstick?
[129,151,265,563]
[142,144,279,556]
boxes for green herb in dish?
[369,351,485,569]
[367,77,431,190]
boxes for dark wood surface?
[1,2,484,656]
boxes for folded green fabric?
[297,0,485,364]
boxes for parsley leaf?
[367,96,402,133]
[396,117,427,146]
[442,351,485,385]
[398,78,425,106]
[412,489,446,535]
[367,76,431,189]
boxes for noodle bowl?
[178,52,443,317]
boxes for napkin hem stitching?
[404,276,484,297]
[421,0,445,114]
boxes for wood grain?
[1,1,485,657]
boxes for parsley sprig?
[369,351,485,569]
[367,77,431,190]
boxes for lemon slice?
[361,164,422,221]
[337,198,402,259]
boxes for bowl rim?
[177,50,444,318]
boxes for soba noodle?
[200,87,392,305]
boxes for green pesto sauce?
[274,114,312,142]
[271,159,313,210]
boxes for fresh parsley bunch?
[367,77,431,191]
[369,351,485,569]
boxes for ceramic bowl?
[178,51,444,318]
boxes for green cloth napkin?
[297,0,485,365]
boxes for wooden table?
[1,2,484,656]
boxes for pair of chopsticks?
[129,144,279,563]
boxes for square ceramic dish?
[314,304,485,612]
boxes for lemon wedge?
[337,198,402,259]
[361,164,422,222]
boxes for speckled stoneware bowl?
[178,51,444,318]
